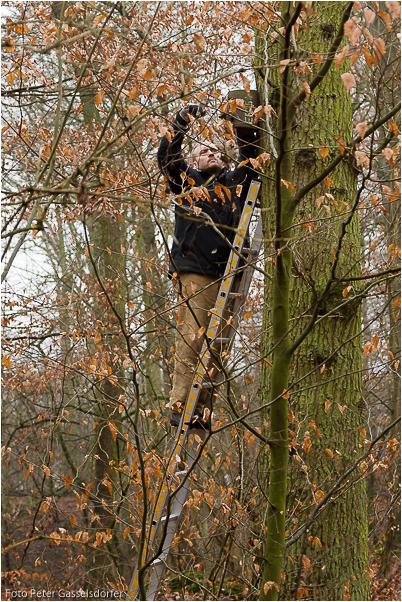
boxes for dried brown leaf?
[341,72,356,92]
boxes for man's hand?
[179,104,206,123]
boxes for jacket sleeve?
[157,112,192,194]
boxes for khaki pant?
[170,273,227,414]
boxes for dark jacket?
[157,111,259,278]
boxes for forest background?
[1,1,400,601]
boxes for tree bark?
[255,3,370,600]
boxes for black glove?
[179,104,206,123]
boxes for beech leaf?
[364,7,376,25]
[355,121,368,138]
[240,73,251,94]
[302,80,311,97]
[193,33,205,50]
[263,581,280,594]
[382,147,394,161]
[386,1,401,20]
[302,554,312,574]
[2,355,12,368]
[341,72,356,92]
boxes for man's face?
[192,143,224,173]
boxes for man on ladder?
[127,96,262,600]
[157,102,260,431]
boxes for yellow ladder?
[127,178,261,600]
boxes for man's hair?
[190,143,208,165]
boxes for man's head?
[191,143,224,174]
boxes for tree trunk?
[85,210,128,592]
[134,204,170,406]
[255,3,369,600]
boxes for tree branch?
[286,416,401,547]
[291,101,401,208]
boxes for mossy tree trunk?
[255,2,369,600]
[255,3,300,598]
[86,211,128,590]
[134,204,171,408]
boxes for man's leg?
[169,273,220,427]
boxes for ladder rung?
[213,337,230,344]
[174,470,187,477]
[160,513,180,523]
[228,292,244,299]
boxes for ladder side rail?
[226,213,264,346]
[144,205,263,598]
[146,443,197,600]
[201,213,264,441]
[146,478,190,601]
[144,178,261,557]
[207,211,263,365]
[127,443,197,600]
[126,179,260,601]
